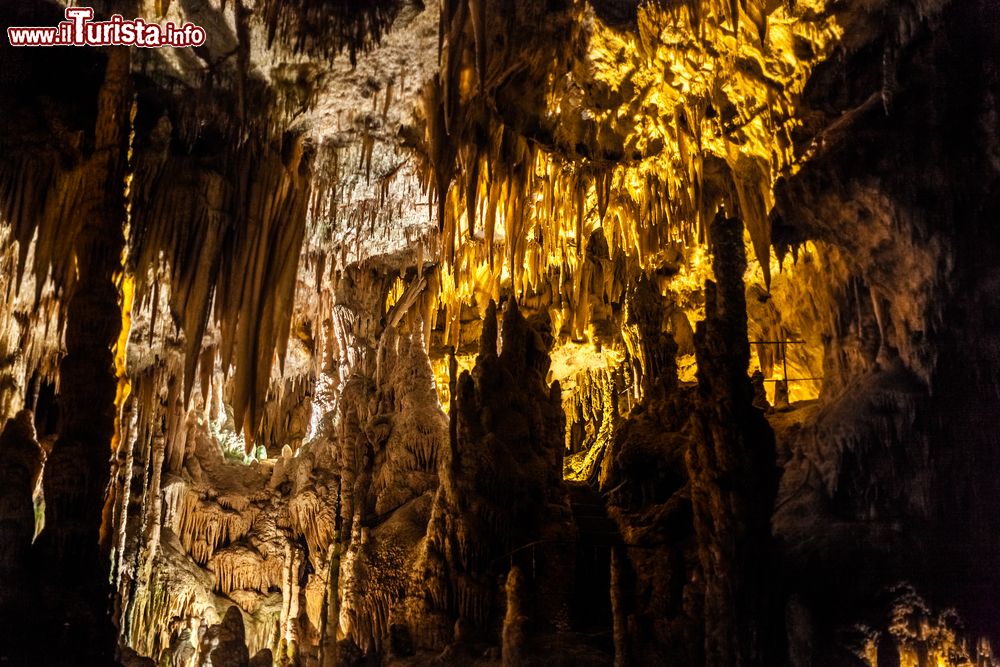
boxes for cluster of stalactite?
[90,25,448,664]
[257,373,316,457]
[299,0,443,283]
[0,0,419,465]
[100,257,341,664]
[397,0,844,489]
[115,396,342,665]
[563,365,626,456]
[417,0,842,347]
[421,224,633,366]
[257,0,403,64]
[119,602,277,667]
[308,139,438,273]
[129,129,314,447]
[1,2,319,425]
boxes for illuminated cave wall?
[0,0,999,665]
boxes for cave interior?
[1,0,1000,665]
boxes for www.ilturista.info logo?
[7,7,206,48]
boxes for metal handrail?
[749,338,823,386]
[763,377,823,383]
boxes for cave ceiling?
[0,0,920,436]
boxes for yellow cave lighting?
[428,0,843,319]
[419,0,844,454]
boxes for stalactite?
[143,431,166,570]
[128,101,315,452]
[413,0,841,349]
[111,398,138,592]
[289,487,337,561]
[562,364,624,482]
[209,545,284,596]
[622,275,679,397]
[258,372,317,457]
[259,0,403,63]
[167,484,260,566]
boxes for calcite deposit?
[0,0,998,665]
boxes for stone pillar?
[687,213,781,666]
[32,44,132,663]
[0,411,42,662]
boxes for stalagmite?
[30,40,133,664]
[0,411,42,660]
[417,299,569,654]
[501,566,528,667]
[688,213,780,665]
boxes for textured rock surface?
[421,301,569,650]
[0,0,999,665]
[687,215,780,665]
[0,410,43,658]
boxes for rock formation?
[0,0,998,665]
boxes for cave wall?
[769,0,1000,655]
